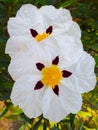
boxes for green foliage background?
[0,0,98,130]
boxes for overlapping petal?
[61,52,96,93]
[9,50,96,94]
[8,51,52,80]
[11,74,82,122]
[9,51,96,122]
[42,87,82,122]
[11,75,44,118]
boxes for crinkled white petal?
[5,36,31,56]
[8,4,43,36]
[6,4,82,57]
[59,85,82,113]
[40,6,71,21]
[7,4,80,37]
[16,4,38,17]
[56,35,83,67]
[11,75,44,118]
[8,51,53,81]
[42,87,82,122]
[42,88,67,122]
[8,52,37,81]
[39,6,73,35]
[6,34,59,58]
[61,52,96,93]
[66,21,81,38]
[6,33,83,60]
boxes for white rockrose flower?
[10,52,96,122]
[5,4,83,57]
[5,4,96,122]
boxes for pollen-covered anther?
[36,33,49,42]
[41,65,62,88]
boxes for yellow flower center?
[41,65,62,88]
[36,33,49,42]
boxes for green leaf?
[0,107,8,118]
[36,0,46,5]
[94,56,98,66]
[53,125,58,130]
[79,122,84,130]
[8,105,23,115]
[70,114,75,128]
[60,0,77,8]
[0,81,13,100]
[0,38,7,43]
[77,4,96,19]
[19,125,25,130]
[43,121,47,130]
[45,0,56,5]
[33,117,42,130]
[0,0,14,3]
[7,115,20,119]
[20,114,32,124]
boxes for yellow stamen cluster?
[36,33,49,42]
[41,65,62,88]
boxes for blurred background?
[0,0,98,129]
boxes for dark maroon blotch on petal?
[53,85,59,96]
[30,29,38,37]
[46,26,53,34]
[34,81,44,90]
[36,63,45,71]
[62,70,72,78]
[52,56,59,65]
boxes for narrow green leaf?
[53,125,58,130]
[0,81,13,100]
[77,4,96,19]
[0,107,8,118]
[43,121,47,130]
[0,38,7,43]
[45,0,56,5]
[33,117,42,130]
[0,0,14,3]
[79,122,84,130]
[94,56,98,66]
[36,0,46,5]
[19,125,25,130]
[60,0,77,8]
[70,114,75,128]
[20,114,32,124]
[7,115,20,119]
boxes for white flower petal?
[40,6,73,35]
[66,21,81,38]
[42,88,68,122]
[39,6,72,23]
[6,4,83,57]
[8,4,43,36]
[61,52,96,93]
[59,86,82,113]
[11,75,44,118]
[8,51,53,80]
[8,53,35,81]
[56,35,83,67]
[5,36,30,56]
[16,4,38,17]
